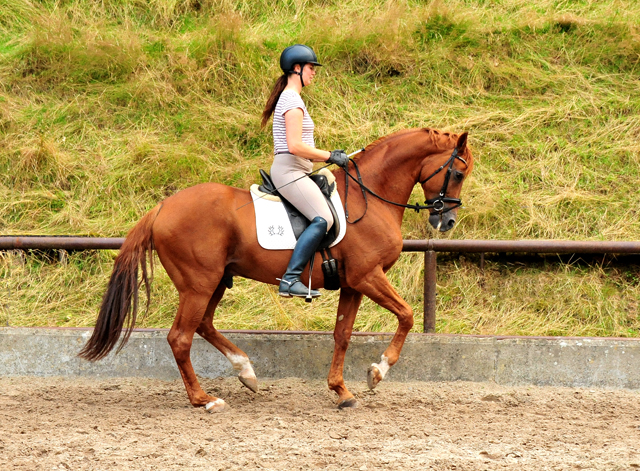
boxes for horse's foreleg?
[328,288,363,408]
[353,268,414,390]
[196,283,258,394]
[167,290,226,412]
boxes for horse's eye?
[454,171,464,182]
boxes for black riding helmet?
[279,44,322,87]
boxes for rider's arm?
[284,108,331,162]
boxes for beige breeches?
[270,153,334,230]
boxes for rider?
[261,44,348,299]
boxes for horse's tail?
[78,204,162,361]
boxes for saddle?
[257,169,340,250]
[256,169,341,290]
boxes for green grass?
[1,0,639,336]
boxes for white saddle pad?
[250,168,347,250]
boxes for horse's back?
[161,183,251,218]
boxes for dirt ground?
[0,376,639,471]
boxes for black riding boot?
[278,216,327,298]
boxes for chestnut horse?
[79,128,474,411]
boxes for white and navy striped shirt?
[273,89,315,154]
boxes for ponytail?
[261,74,288,128]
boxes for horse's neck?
[357,136,441,205]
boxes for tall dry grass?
[1,0,639,336]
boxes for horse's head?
[419,132,474,232]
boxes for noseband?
[343,147,468,224]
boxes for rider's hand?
[327,150,349,167]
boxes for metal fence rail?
[402,239,640,332]
[0,236,124,250]
[3,236,640,332]
[402,239,640,254]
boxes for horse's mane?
[361,128,458,156]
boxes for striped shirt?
[273,89,315,154]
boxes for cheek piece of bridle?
[343,147,468,224]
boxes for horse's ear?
[455,132,468,153]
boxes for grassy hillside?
[1,0,639,336]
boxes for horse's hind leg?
[196,283,258,393]
[352,267,414,390]
[167,289,227,412]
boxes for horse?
[79,127,474,411]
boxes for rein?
[343,147,468,224]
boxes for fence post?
[423,250,437,333]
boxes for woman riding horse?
[78,46,474,411]
[261,44,348,299]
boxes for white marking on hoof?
[226,353,258,390]
[226,353,256,377]
[371,355,391,380]
[205,398,226,413]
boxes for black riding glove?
[327,150,349,167]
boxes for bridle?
[419,147,468,214]
[344,147,469,224]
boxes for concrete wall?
[1,328,639,389]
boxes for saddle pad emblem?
[268,225,286,237]
[251,188,347,250]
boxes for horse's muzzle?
[429,212,456,232]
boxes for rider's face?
[301,64,316,86]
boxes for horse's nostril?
[447,219,455,227]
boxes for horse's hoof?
[338,398,358,409]
[239,375,258,393]
[205,399,227,413]
[367,365,383,390]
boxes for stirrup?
[277,278,321,299]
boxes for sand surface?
[1,376,639,470]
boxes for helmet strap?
[296,64,305,88]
